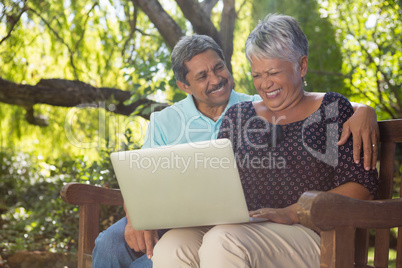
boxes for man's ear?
[176,80,192,95]
[299,55,308,78]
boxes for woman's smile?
[264,88,282,98]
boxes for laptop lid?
[110,138,251,230]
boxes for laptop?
[110,138,266,230]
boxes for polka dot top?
[218,92,379,211]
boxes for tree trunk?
[220,0,236,73]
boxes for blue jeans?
[92,217,153,268]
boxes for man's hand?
[124,204,159,259]
[124,223,159,259]
[338,103,379,170]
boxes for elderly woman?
[151,14,379,268]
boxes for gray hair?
[245,14,308,64]
[171,34,225,85]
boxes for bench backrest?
[356,119,402,267]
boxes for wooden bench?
[61,119,402,268]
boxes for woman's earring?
[303,77,308,87]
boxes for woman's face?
[250,55,307,113]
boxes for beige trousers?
[152,222,320,268]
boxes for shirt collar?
[180,93,202,119]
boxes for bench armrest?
[60,182,124,206]
[297,191,402,231]
[60,182,124,268]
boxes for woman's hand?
[249,203,299,225]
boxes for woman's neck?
[255,92,325,125]
[270,91,305,120]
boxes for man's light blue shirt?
[142,90,261,148]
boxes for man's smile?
[206,79,227,95]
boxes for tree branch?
[354,34,402,116]
[122,2,139,60]
[350,77,397,119]
[0,77,167,125]
[24,106,49,127]
[175,0,221,46]
[133,0,184,50]
[236,0,248,17]
[200,0,219,17]
[74,2,98,52]
[0,3,29,46]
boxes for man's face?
[177,49,234,113]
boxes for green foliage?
[319,0,402,119]
[235,0,401,121]
[0,2,184,259]
[122,39,186,106]
[230,1,258,95]
[0,0,157,161]
[0,0,186,162]
[0,128,140,258]
[0,150,79,257]
[233,0,345,95]
[243,0,344,94]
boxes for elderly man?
[92,34,378,268]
